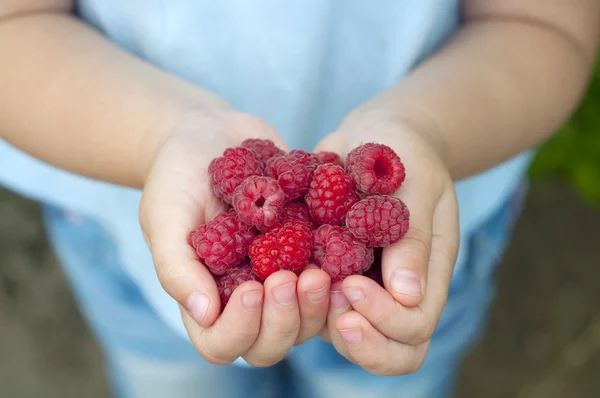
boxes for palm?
[138,111,332,367]
[145,127,232,239]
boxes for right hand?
[139,109,331,367]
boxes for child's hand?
[139,110,331,367]
[314,116,459,375]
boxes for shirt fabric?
[0,0,532,366]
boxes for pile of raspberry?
[188,139,410,309]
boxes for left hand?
[313,113,459,376]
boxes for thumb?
[140,173,227,328]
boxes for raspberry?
[279,202,315,228]
[241,138,285,163]
[363,248,384,287]
[346,195,410,247]
[265,150,321,201]
[188,225,204,249]
[316,151,344,167]
[346,143,405,195]
[249,222,313,280]
[311,225,374,282]
[232,176,284,231]
[306,164,359,226]
[191,212,258,275]
[216,261,258,309]
[208,147,263,203]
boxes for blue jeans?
[42,183,527,398]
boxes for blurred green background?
[529,61,600,206]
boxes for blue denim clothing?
[42,182,528,398]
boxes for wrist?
[135,102,234,188]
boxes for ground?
[0,178,598,398]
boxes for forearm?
[0,10,229,188]
[347,6,599,180]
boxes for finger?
[243,271,301,367]
[318,327,332,343]
[397,187,457,341]
[309,263,335,344]
[343,188,458,345]
[181,280,264,364]
[336,311,430,376]
[325,282,355,363]
[341,275,435,345]
[419,186,459,324]
[141,165,227,328]
[330,125,442,308]
[312,131,346,156]
[380,172,440,308]
[295,268,331,345]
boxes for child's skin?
[1,0,598,375]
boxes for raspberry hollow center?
[373,158,390,179]
[255,197,266,208]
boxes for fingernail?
[306,285,328,303]
[273,282,296,306]
[390,269,423,296]
[339,328,363,346]
[186,293,210,323]
[343,288,365,304]
[330,290,350,311]
[242,289,263,310]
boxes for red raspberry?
[190,212,258,275]
[311,225,374,282]
[241,138,285,163]
[306,164,359,226]
[265,150,321,201]
[188,225,204,249]
[316,151,344,167]
[232,176,284,231]
[346,143,405,195]
[249,222,313,280]
[346,195,410,247]
[216,261,258,309]
[279,202,315,228]
[208,147,263,204]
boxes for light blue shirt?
[0,0,531,359]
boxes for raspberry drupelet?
[232,176,285,231]
[311,224,374,281]
[241,138,285,163]
[346,195,410,247]
[265,150,321,202]
[249,222,314,280]
[208,146,263,204]
[189,212,257,275]
[306,163,359,226]
[216,261,259,309]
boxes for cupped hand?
[314,115,459,376]
[139,110,331,367]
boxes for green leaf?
[529,58,600,208]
